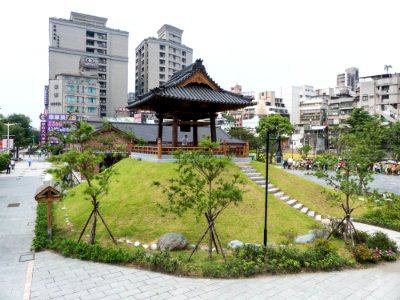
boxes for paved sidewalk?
[0,156,50,300]
[30,251,400,300]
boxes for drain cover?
[19,253,35,262]
[8,203,20,207]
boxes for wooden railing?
[131,140,249,159]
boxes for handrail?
[131,144,248,158]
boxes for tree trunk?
[344,194,350,244]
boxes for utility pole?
[4,123,17,154]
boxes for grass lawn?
[251,161,366,218]
[53,158,320,247]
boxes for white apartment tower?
[49,12,129,118]
[337,67,359,92]
[135,25,193,95]
[279,85,315,125]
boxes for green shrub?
[147,251,179,273]
[361,194,400,231]
[365,232,397,252]
[33,203,51,250]
[354,230,369,245]
[381,249,397,262]
[353,244,377,263]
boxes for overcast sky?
[1,0,399,128]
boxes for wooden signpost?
[34,182,62,238]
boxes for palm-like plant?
[384,64,392,74]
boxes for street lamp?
[264,132,281,247]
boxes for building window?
[362,95,368,101]
[88,107,97,113]
[66,96,75,102]
[87,87,97,94]
[159,59,165,65]
[67,106,75,112]
[54,85,59,89]
[97,33,107,40]
[182,51,186,56]
[67,85,75,92]
[87,97,96,103]
[160,52,165,58]
[160,45,165,50]
[54,93,59,98]
[160,74,165,79]
[159,67,165,72]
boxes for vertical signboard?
[44,85,49,108]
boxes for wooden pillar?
[157,138,162,159]
[223,141,228,156]
[245,142,250,156]
[47,201,52,235]
[210,114,216,142]
[192,121,198,146]
[157,114,163,141]
[172,116,178,147]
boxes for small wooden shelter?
[35,182,62,237]
[127,59,253,147]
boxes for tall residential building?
[135,24,193,95]
[356,73,400,122]
[327,93,354,125]
[49,12,129,118]
[279,85,315,125]
[336,67,359,92]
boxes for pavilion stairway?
[236,161,326,223]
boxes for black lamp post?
[264,132,281,247]
[291,138,294,159]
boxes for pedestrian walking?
[181,134,188,146]
[6,163,11,174]
[28,158,32,167]
[11,160,15,170]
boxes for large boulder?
[158,233,188,251]
[227,240,244,249]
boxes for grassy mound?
[53,158,319,246]
[251,161,366,218]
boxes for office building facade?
[49,12,129,118]
[135,24,193,95]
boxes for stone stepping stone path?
[236,162,329,224]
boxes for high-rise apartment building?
[49,12,129,118]
[279,85,315,125]
[336,67,359,92]
[135,24,193,95]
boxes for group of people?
[373,162,400,175]
[282,158,318,171]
